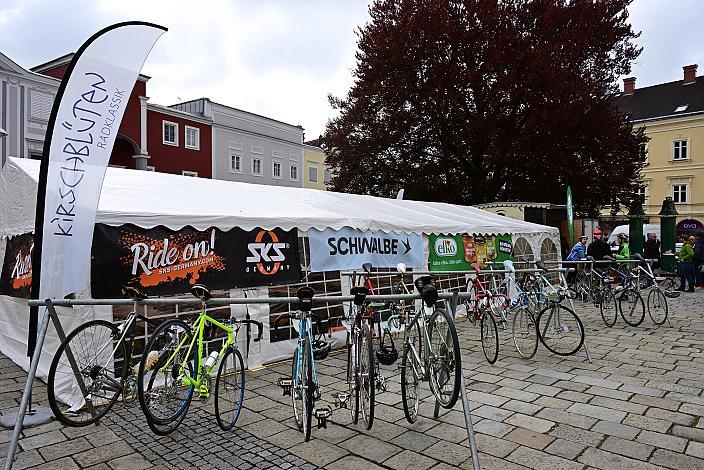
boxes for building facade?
[0,52,59,163]
[172,99,305,187]
[302,143,330,190]
[614,65,704,235]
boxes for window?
[163,121,178,146]
[324,169,332,184]
[673,184,688,203]
[290,165,298,181]
[185,126,200,150]
[229,153,242,173]
[675,105,689,113]
[273,161,282,179]
[635,185,647,203]
[673,140,688,160]
[29,90,52,120]
[252,156,262,176]
[182,170,198,177]
[309,166,318,183]
[640,143,648,163]
[146,166,155,172]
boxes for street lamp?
[627,197,646,254]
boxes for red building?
[31,54,212,177]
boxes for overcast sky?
[1,0,703,139]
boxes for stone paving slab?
[0,290,704,469]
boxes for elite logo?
[247,230,288,275]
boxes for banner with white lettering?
[308,228,425,272]
[91,224,302,298]
[29,22,166,355]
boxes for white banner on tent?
[35,23,165,304]
[309,227,424,272]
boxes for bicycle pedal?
[314,386,321,401]
[376,375,387,393]
[278,378,293,396]
[332,391,349,408]
[315,407,332,429]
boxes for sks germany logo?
[246,230,289,275]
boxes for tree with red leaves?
[322,0,647,214]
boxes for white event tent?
[0,157,559,388]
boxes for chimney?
[623,77,636,95]
[683,64,698,85]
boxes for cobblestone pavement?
[1,290,704,469]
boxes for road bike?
[464,263,509,364]
[604,256,646,327]
[396,275,461,423]
[137,284,262,435]
[47,287,157,426]
[276,287,332,442]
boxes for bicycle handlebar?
[235,319,264,342]
[273,311,324,340]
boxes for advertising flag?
[28,22,166,356]
[567,186,574,246]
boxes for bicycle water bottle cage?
[191,284,212,302]
[470,263,482,273]
[535,260,548,272]
[350,286,369,306]
[296,286,315,311]
[362,262,373,274]
[414,276,438,307]
[121,286,147,301]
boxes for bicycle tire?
[137,319,195,435]
[480,310,499,365]
[48,320,126,427]
[291,347,304,429]
[512,307,538,359]
[360,321,375,430]
[302,336,313,442]
[348,327,360,425]
[465,281,479,324]
[537,303,584,356]
[647,288,668,326]
[618,289,646,327]
[428,308,461,409]
[599,288,618,327]
[574,271,590,303]
[215,346,245,431]
[400,332,420,424]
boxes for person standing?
[567,235,588,261]
[587,228,611,260]
[694,231,704,288]
[615,233,630,261]
[677,236,696,292]
[644,233,661,269]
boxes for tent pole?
[4,302,51,470]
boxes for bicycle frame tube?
[95,311,139,372]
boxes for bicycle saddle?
[503,260,515,272]
[297,286,315,311]
[535,260,548,272]
[191,284,212,302]
[470,263,482,273]
[362,262,373,274]
[350,286,369,306]
[414,276,438,307]
[632,253,644,261]
[585,256,594,261]
[603,255,615,261]
[122,285,147,301]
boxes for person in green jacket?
[615,233,630,260]
[677,235,696,292]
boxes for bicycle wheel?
[537,303,584,356]
[647,288,668,325]
[480,310,499,365]
[137,319,195,435]
[465,282,479,324]
[428,308,461,409]
[292,347,303,429]
[618,288,646,327]
[512,307,538,359]
[348,329,359,425]
[400,332,421,424]
[215,346,245,431]
[574,271,589,303]
[302,337,313,442]
[48,320,126,427]
[360,321,375,430]
[599,288,618,327]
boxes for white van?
[607,224,660,245]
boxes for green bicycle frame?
[159,312,234,394]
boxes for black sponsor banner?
[0,233,35,298]
[91,224,302,298]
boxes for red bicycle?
[464,263,509,364]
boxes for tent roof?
[1,157,558,237]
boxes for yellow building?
[302,142,331,190]
[611,64,704,235]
